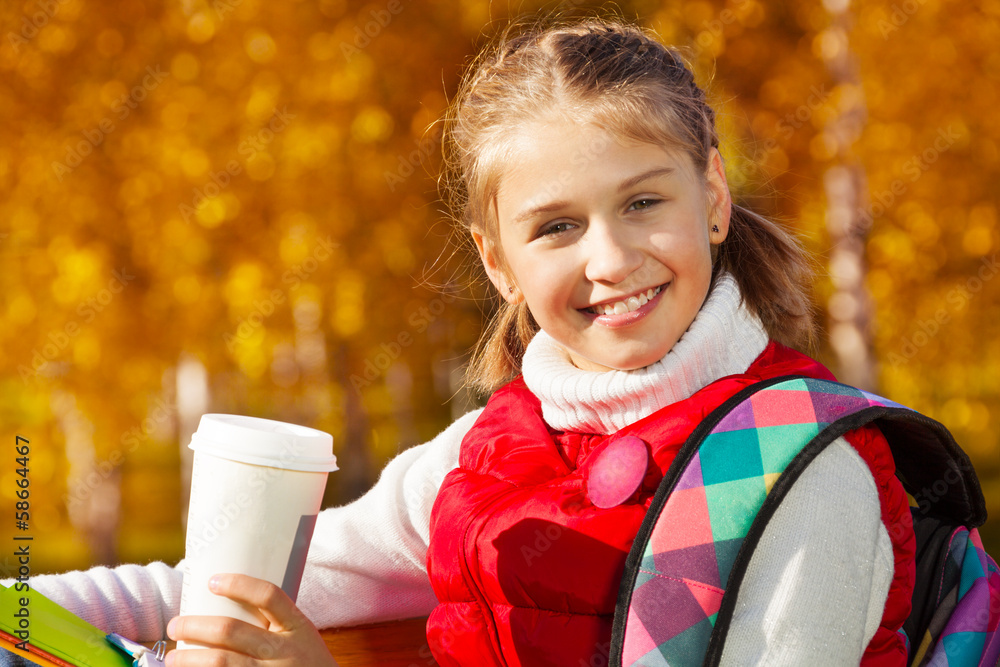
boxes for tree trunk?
[821,1,877,391]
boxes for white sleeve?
[3,560,183,643]
[719,436,895,666]
[3,408,481,642]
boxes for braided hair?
[442,18,815,394]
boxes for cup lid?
[189,414,338,472]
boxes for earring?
[712,225,719,233]
[508,286,514,293]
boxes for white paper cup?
[177,414,337,650]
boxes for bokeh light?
[1,0,997,575]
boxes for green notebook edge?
[1,583,133,667]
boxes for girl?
[10,17,910,667]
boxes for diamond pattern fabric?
[621,378,907,666]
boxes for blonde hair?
[441,17,815,394]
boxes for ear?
[471,228,521,304]
[705,147,732,244]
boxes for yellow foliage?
[2,0,998,572]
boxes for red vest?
[426,342,915,666]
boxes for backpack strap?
[609,375,988,667]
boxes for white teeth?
[590,284,664,316]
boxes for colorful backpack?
[610,376,1000,667]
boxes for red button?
[585,435,649,508]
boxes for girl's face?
[474,120,731,372]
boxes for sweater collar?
[520,274,770,434]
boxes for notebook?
[0,583,161,667]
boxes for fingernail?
[209,574,220,590]
[166,617,176,638]
[165,651,174,667]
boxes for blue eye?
[629,198,660,211]
[539,221,574,237]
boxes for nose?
[583,219,644,285]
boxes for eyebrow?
[511,200,571,227]
[616,166,676,193]
[510,166,677,227]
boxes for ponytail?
[466,299,538,395]
[716,203,817,350]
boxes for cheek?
[510,257,578,314]
[524,270,574,310]
[650,228,713,272]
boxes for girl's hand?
[164,573,339,666]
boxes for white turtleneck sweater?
[11,276,893,665]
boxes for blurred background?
[1,0,998,577]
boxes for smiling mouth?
[584,284,666,315]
